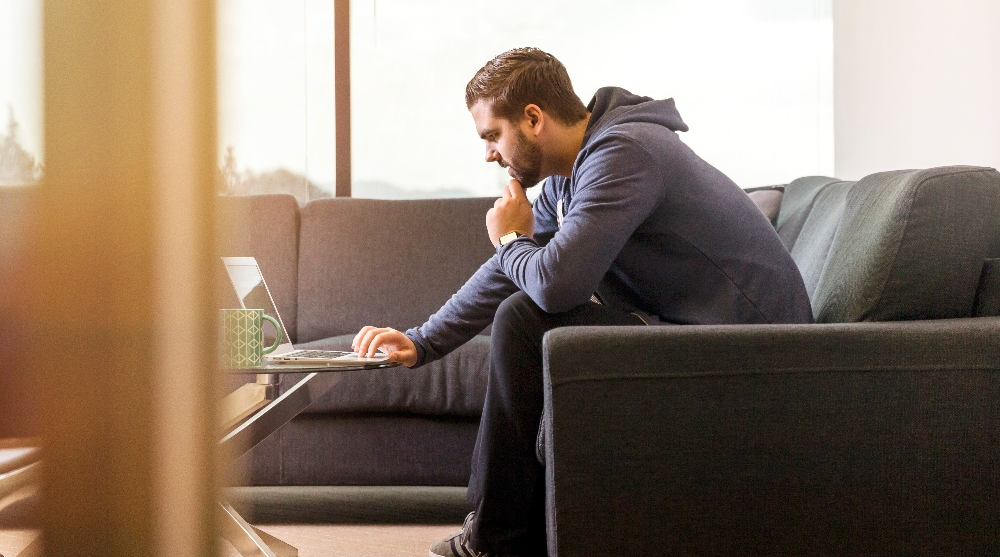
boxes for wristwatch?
[498,231,521,247]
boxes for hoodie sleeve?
[496,132,665,313]
[402,179,563,367]
[404,255,518,367]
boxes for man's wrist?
[404,329,426,367]
[497,230,523,247]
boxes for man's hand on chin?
[486,179,535,247]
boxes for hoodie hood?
[584,86,689,143]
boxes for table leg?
[219,369,359,555]
[220,383,272,432]
[219,370,350,556]
[0,463,40,514]
[221,371,346,456]
[13,535,41,557]
[219,501,297,557]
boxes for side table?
[220,362,398,557]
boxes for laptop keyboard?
[279,350,353,359]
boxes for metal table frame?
[219,363,397,556]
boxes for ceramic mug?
[220,308,283,368]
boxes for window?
[216,0,833,200]
[350,0,833,198]
[218,0,336,205]
[0,0,43,188]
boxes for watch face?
[500,232,519,246]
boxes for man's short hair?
[465,47,589,126]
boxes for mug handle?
[261,314,283,354]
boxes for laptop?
[221,256,390,366]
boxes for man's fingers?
[387,350,414,367]
[356,326,388,354]
[508,179,523,198]
[361,327,386,353]
[352,325,375,351]
[368,331,396,357]
[354,326,416,366]
[386,344,418,367]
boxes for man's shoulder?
[598,119,681,146]
[577,123,682,176]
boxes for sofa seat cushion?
[285,334,491,418]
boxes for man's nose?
[485,147,499,163]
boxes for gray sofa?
[224,164,1000,554]
[541,166,1000,555]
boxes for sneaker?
[429,511,496,557]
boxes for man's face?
[471,100,544,187]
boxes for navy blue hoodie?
[405,87,813,366]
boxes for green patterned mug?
[220,308,283,368]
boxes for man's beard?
[501,128,543,187]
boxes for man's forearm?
[404,256,517,367]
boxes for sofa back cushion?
[778,179,855,300]
[973,259,1000,316]
[775,175,846,246]
[744,185,783,225]
[297,197,497,342]
[218,194,301,342]
[0,186,34,276]
[0,186,38,436]
[777,166,1000,323]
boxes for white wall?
[834,0,1000,179]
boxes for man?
[353,47,813,557]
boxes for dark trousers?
[468,291,645,555]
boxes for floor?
[221,523,461,557]
[0,488,37,557]
[1,485,471,557]
[223,485,471,557]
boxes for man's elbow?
[531,286,593,314]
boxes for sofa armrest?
[542,318,1000,556]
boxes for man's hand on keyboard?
[352,326,418,368]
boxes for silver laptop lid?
[221,256,295,356]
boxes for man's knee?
[495,291,543,328]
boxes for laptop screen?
[221,256,295,354]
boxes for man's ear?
[523,104,543,135]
